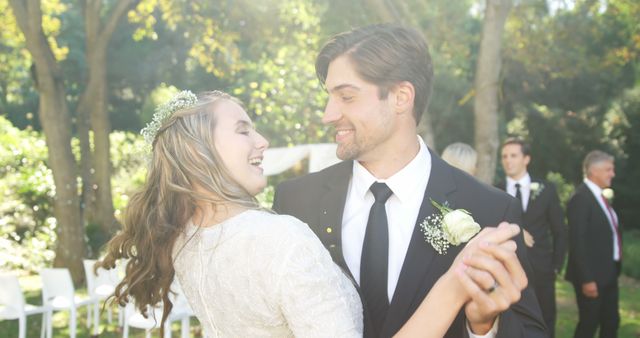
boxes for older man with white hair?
[565,150,621,338]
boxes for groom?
[273,24,545,337]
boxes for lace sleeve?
[270,218,363,338]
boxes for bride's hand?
[452,222,528,334]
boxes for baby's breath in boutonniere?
[530,182,545,201]
[419,199,481,255]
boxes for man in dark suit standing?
[566,150,621,338]
[498,137,567,337]
[273,24,545,338]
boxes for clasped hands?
[447,222,528,335]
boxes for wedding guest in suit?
[565,150,621,338]
[273,24,546,338]
[498,137,567,337]
[441,142,478,176]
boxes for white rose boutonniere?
[530,182,545,201]
[420,199,481,254]
[602,188,614,201]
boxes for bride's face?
[213,100,269,196]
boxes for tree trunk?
[473,0,512,184]
[76,0,137,240]
[77,99,96,229]
[8,0,86,283]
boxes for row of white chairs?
[0,260,195,338]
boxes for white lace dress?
[172,209,363,337]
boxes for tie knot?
[515,183,521,189]
[370,182,393,203]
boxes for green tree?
[7,0,86,281]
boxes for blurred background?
[0,0,639,336]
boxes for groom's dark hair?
[315,23,434,125]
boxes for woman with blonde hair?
[442,142,478,176]
[99,90,526,337]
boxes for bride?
[99,90,526,338]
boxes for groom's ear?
[391,81,415,116]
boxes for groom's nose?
[322,98,342,125]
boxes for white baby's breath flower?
[420,200,481,254]
[140,90,198,146]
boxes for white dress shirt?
[342,136,497,338]
[584,178,621,261]
[342,136,431,300]
[506,173,531,212]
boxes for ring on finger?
[486,281,499,293]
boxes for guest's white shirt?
[342,136,497,338]
[584,178,621,261]
[506,173,531,212]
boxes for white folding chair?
[83,259,122,335]
[122,281,193,338]
[40,268,96,338]
[0,273,52,338]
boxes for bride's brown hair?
[97,91,259,334]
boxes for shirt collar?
[507,172,531,188]
[352,136,431,203]
[584,177,604,197]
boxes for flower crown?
[140,90,198,146]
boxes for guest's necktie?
[361,182,393,333]
[515,183,522,202]
[601,195,622,259]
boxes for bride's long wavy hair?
[98,91,260,333]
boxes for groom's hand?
[457,223,528,334]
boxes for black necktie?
[515,183,522,202]
[361,182,393,333]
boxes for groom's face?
[322,55,396,161]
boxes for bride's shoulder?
[247,210,313,235]
[242,209,317,242]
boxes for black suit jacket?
[273,150,546,338]
[565,183,621,287]
[497,178,567,274]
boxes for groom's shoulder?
[448,165,511,202]
[276,160,351,191]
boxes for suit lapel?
[525,178,538,215]
[381,151,458,335]
[317,160,353,277]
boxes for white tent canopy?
[262,143,340,176]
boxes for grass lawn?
[0,275,204,337]
[556,276,640,338]
[2,275,639,337]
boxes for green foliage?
[232,0,328,147]
[545,171,574,208]
[613,87,640,230]
[109,131,148,219]
[622,230,640,279]
[0,116,56,272]
[0,115,148,271]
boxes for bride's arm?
[394,223,524,338]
